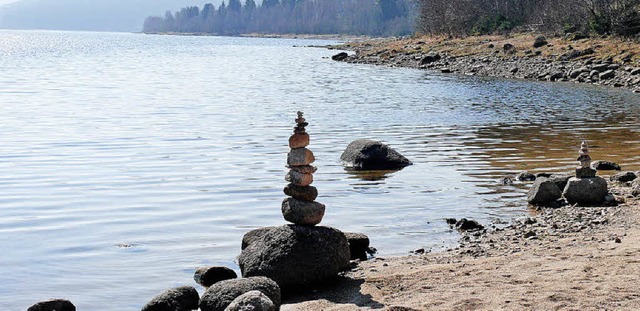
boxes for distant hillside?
[0,0,220,32]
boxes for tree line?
[143,0,414,36]
[417,0,640,37]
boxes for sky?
[0,0,18,5]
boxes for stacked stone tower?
[281,111,326,226]
[576,140,595,178]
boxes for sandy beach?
[283,180,640,310]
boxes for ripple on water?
[1,30,639,310]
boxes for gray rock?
[224,290,276,311]
[287,148,315,166]
[515,171,536,181]
[238,225,350,292]
[281,197,325,226]
[340,139,412,170]
[576,167,597,178]
[632,180,640,197]
[599,70,616,80]
[283,184,318,201]
[420,52,441,64]
[527,178,562,205]
[591,160,621,171]
[455,218,484,231]
[331,52,348,61]
[344,232,370,260]
[194,267,238,288]
[610,171,637,183]
[199,277,280,311]
[592,63,610,72]
[533,36,548,48]
[503,43,516,54]
[142,286,199,311]
[28,299,76,311]
[562,177,608,205]
[547,174,571,191]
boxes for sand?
[282,182,640,310]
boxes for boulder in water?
[340,139,412,170]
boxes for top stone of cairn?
[576,140,596,178]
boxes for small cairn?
[282,111,326,226]
[563,140,608,205]
[576,140,596,178]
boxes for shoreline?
[141,31,371,42]
[282,177,640,310]
[331,33,640,93]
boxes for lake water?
[1,30,639,310]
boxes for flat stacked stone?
[576,140,596,178]
[282,112,325,226]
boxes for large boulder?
[224,290,276,311]
[547,174,571,190]
[238,225,350,292]
[28,299,76,311]
[527,178,562,205]
[199,277,280,311]
[562,177,608,205]
[340,139,412,170]
[142,286,199,311]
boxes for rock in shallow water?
[194,266,238,288]
[142,286,199,311]
[199,277,280,311]
[340,139,412,170]
[562,177,608,205]
[527,178,562,205]
[344,232,371,260]
[591,160,621,171]
[28,299,76,311]
[224,290,276,311]
[287,148,315,166]
[238,225,350,293]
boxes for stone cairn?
[576,140,596,178]
[282,111,326,226]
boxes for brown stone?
[287,148,315,166]
[281,197,325,226]
[288,165,317,174]
[285,170,313,186]
[576,166,597,178]
[289,133,310,149]
[284,184,318,201]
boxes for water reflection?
[344,168,400,181]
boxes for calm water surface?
[1,30,639,310]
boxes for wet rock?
[592,160,621,171]
[610,171,637,183]
[455,218,484,231]
[285,170,313,186]
[500,176,514,185]
[420,52,441,64]
[142,286,199,311]
[238,225,350,292]
[28,299,76,311]
[331,52,348,61]
[344,232,371,260]
[516,171,536,181]
[547,174,571,191]
[563,177,608,205]
[199,277,281,311]
[535,173,553,178]
[445,218,457,225]
[194,267,238,288]
[224,290,275,311]
[283,183,318,201]
[527,178,562,205]
[533,36,548,48]
[340,139,412,170]
[281,197,325,226]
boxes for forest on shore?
[143,0,640,38]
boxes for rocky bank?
[331,34,640,93]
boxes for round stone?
[285,170,313,186]
[288,165,317,174]
[287,148,315,166]
[283,184,318,201]
[288,133,310,149]
[194,266,238,288]
[281,197,325,226]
